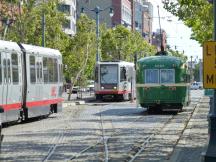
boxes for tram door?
[0,53,3,112]
[36,56,43,101]
[1,52,21,122]
[1,52,12,122]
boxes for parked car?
[191,82,199,90]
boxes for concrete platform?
[164,97,209,162]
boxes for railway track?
[0,96,202,161]
[126,98,201,162]
[68,98,200,162]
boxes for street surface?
[0,90,208,162]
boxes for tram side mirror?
[0,107,4,113]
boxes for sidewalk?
[165,96,209,162]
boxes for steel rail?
[127,98,201,162]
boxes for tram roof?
[96,61,134,66]
[137,56,183,67]
[22,43,61,57]
[0,40,61,57]
[0,40,22,52]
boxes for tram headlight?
[101,86,104,90]
[113,87,117,90]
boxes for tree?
[5,0,69,51]
[101,25,156,61]
[163,0,213,44]
[167,48,188,62]
[63,15,96,100]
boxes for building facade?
[152,29,167,51]
[59,0,77,36]
[142,1,153,43]
[77,0,132,29]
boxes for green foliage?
[101,25,156,61]
[63,15,96,84]
[163,0,213,44]
[167,48,188,62]
[5,0,69,51]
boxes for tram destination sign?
[203,41,216,88]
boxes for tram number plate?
[203,41,216,88]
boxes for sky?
[149,0,203,60]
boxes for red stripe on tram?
[0,98,64,111]
[95,90,130,95]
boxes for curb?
[63,100,86,107]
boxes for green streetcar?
[136,55,190,112]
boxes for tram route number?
[203,41,216,88]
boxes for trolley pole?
[203,0,216,161]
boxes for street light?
[81,6,114,62]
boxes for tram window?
[43,57,48,83]
[3,60,6,82]
[48,58,54,82]
[160,69,175,84]
[30,56,36,83]
[58,63,63,82]
[7,59,11,83]
[60,64,63,82]
[12,53,19,83]
[120,67,127,82]
[100,65,118,84]
[36,62,40,83]
[40,62,43,82]
[145,69,159,84]
[0,53,1,84]
[54,59,58,82]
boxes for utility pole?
[81,6,114,62]
[42,0,45,47]
[190,56,193,83]
[95,6,100,62]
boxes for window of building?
[30,55,36,83]
[145,69,159,84]
[58,4,70,14]
[11,53,19,83]
[63,19,71,29]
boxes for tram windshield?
[100,65,118,84]
[145,69,175,84]
[160,69,175,83]
[145,69,159,83]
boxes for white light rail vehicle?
[94,61,135,101]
